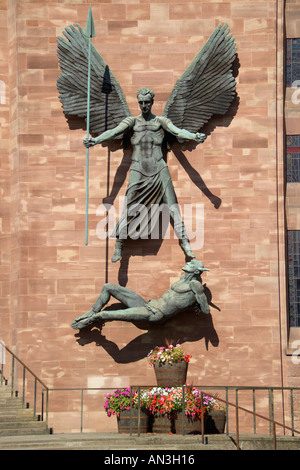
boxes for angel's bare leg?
[162,176,195,258]
[111,175,140,263]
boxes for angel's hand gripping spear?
[57,22,236,262]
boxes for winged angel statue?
[57,23,236,263]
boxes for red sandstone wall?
[1,0,296,432]
[0,1,11,345]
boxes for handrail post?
[273,422,277,450]
[22,367,26,406]
[0,341,4,385]
[225,387,229,435]
[269,388,274,435]
[137,386,141,437]
[290,389,294,436]
[182,386,185,436]
[33,377,37,418]
[236,404,240,450]
[46,388,49,427]
[201,392,204,444]
[252,388,256,434]
[80,388,84,432]
[41,389,44,421]
[235,389,240,450]
[11,355,14,397]
[130,387,133,436]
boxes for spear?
[84,5,96,246]
[102,66,112,282]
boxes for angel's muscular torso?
[129,115,169,177]
[87,97,204,176]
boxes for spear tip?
[85,4,96,38]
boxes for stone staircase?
[0,384,50,437]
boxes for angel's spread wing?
[162,23,236,133]
[57,24,131,135]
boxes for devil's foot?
[74,309,96,322]
[71,310,102,330]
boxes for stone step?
[0,400,27,408]
[0,384,11,390]
[0,433,233,450]
[0,432,299,451]
[0,427,50,437]
[0,406,33,412]
[0,387,17,394]
[0,419,47,429]
[0,391,21,397]
[0,411,36,421]
[0,391,14,398]
[0,386,24,400]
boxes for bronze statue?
[71,260,210,330]
[83,87,206,261]
[57,23,236,262]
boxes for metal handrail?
[131,386,300,449]
[0,344,49,425]
[198,390,300,450]
[43,384,300,448]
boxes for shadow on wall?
[74,304,220,364]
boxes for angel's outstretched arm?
[83,116,135,148]
[159,117,206,143]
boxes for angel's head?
[137,87,155,101]
[137,88,155,115]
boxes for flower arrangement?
[104,386,225,419]
[133,387,182,417]
[147,344,192,365]
[184,387,205,419]
[104,388,133,417]
[132,386,223,419]
[203,394,226,412]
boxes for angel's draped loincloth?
[111,165,185,240]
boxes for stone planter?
[154,361,188,387]
[206,410,226,434]
[117,409,150,433]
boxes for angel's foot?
[181,239,195,259]
[71,310,102,330]
[111,251,122,263]
[111,239,123,263]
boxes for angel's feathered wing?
[162,23,237,133]
[57,24,131,135]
